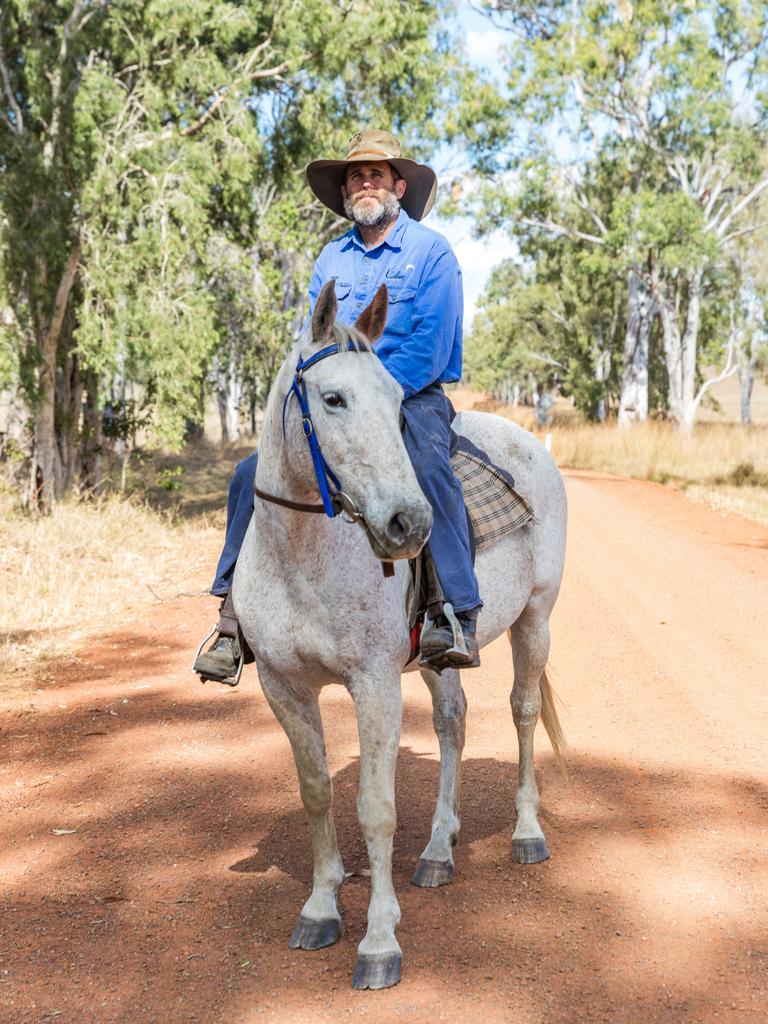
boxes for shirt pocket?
[330,279,352,302]
[386,284,417,335]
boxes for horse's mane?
[329,322,372,352]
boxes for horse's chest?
[234,543,406,681]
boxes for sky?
[428,1,515,331]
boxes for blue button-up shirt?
[305,208,463,399]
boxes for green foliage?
[464,0,768,422]
[155,464,184,492]
[0,0,464,491]
[466,245,624,420]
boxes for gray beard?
[344,191,401,227]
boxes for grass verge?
[0,440,255,695]
[469,397,768,525]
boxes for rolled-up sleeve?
[378,246,463,399]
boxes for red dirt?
[2,470,767,1024]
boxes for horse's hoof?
[288,915,341,950]
[511,837,550,864]
[411,858,453,887]
[351,952,402,990]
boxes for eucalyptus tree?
[0,0,458,508]
[466,222,626,421]
[471,0,768,429]
[724,233,768,424]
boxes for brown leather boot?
[193,593,247,686]
[419,605,480,672]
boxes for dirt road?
[2,470,767,1024]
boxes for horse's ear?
[354,283,388,343]
[312,280,338,343]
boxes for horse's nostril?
[386,512,412,545]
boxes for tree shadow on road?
[2,684,766,1024]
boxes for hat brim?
[306,156,437,222]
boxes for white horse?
[233,282,567,990]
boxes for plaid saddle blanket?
[450,434,534,552]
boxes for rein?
[255,338,395,578]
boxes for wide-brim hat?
[306,129,437,222]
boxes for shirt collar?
[340,207,410,253]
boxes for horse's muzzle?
[367,504,432,561]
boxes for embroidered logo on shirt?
[385,265,414,282]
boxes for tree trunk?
[594,325,611,422]
[734,313,761,427]
[679,270,703,431]
[56,343,83,494]
[215,347,243,445]
[654,269,702,431]
[80,371,103,494]
[32,241,82,511]
[737,365,754,425]
[34,330,59,512]
[618,269,654,428]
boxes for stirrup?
[191,625,245,687]
[419,602,474,672]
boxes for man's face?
[341,161,407,226]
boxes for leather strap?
[218,591,239,638]
[254,485,329,514]
[254,485,395,579]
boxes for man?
[194,129,481,683]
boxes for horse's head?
[274,280,432,561]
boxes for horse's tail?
[507,629,568,770]
[539,666,568,771]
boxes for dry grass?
[460,393,768,525]
[0,491,220,691]
[0,440,256,693]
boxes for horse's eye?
[322,392,347,410]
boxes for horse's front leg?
[259,668,345,949]
[349,672,403,990]
[412,666,466,887]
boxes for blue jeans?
[211,384,481,612]
[211,450,259,597]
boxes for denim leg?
[400,386,481,612]
[211,451,258,596]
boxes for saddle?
[405,433,534,667]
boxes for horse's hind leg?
[349,673,403,990]
[259,671,345,949]
[509,601,553,864]
[412,666,466,887]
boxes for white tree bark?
[594,325,611,422]
[214,348,243,445]
[618,268,655,428]
[654,268,703,431]
[738,364,755,425]
[733,296,764,426]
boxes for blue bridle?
[255,337,396,577]
[277,339,365,519]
